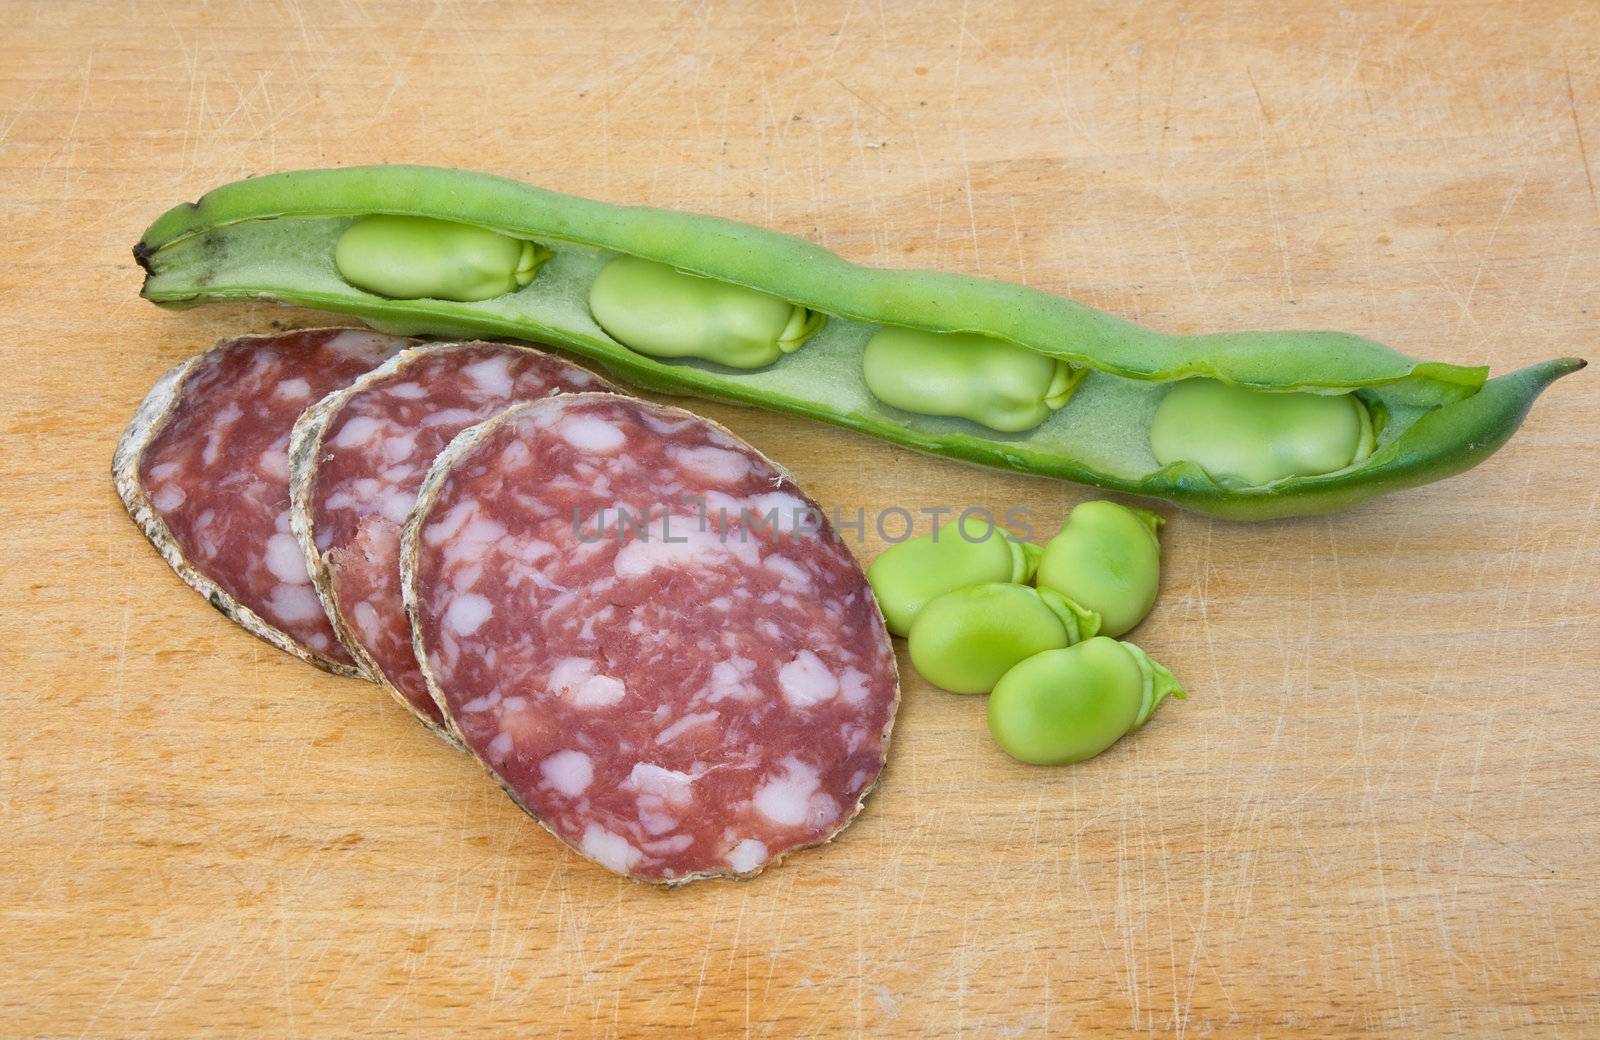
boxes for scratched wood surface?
[2,1,1597,1036]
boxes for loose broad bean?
[334,215,547,302]
[588,255,824,369]
[862,328,1082,433]
[867,524,1041,637]
[1149,379,1376,485]
[907,583,1100,695]
[1035,500,1162,638]
[987,636,1186,765]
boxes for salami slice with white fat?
[404,394,899,883]
[114,328,412,673]
[289,341,615,740]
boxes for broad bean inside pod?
[907,583,1100,695]
[588,256,826,369]
[334,215,548,303]
[1150,379,1377,486]
[862,328,1083,433]
[987,636,1187,766]
[1035,500,1163,638]
[867,521,1040,637]
[135,165,1586,520]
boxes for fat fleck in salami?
[404,394,899,883]
[114,328,412,673]
[289,341,614,739]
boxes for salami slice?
[403,394,899,883]
[114,328,412,673]
[289,341,615,740]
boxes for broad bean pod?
[134,166,1585,519]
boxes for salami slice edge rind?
[398,396,501,750]
[291,341,621,747]
[400,392,901,885]
[285,356,411,689]
[114,332,366,677]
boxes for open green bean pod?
[134,165,1584,519]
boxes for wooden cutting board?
[2,2,1596,1036]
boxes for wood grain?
[2,1,1597,1036]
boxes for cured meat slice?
[289,341,614,740]
[114,328,412,673]
[404,394,899,883]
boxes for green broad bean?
[588,255,824,369]
[1150,379,1376,485]
[907,583,1100,695]
[867,524,1040,638]
[135,165,1586,519]
[862,327,1082,433]
[333,215,547,302]
[1035,501,1162,638]
[987,636,1187,766]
